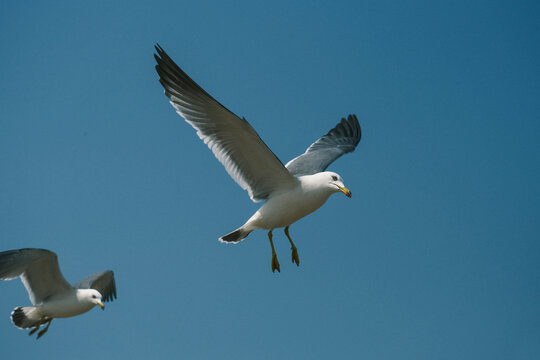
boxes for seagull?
[0,248,116,338]
[154,45,361,272]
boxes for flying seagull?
[0,248,116,338]
[154,44,361,272]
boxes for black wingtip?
[154,44,169,66]
[154,44,168,73]
[105,270,117,302]
[342,114,361,145]
[349,114,361,144]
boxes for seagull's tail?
[219,226,253,244]
[11,307,42,329]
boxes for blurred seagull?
[0,248,116,338]
[154,45,361,272]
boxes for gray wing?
[74,270,117,302]
[0,248,72,305]
[285,114,361,176]
[154,45,298,202]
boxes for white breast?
[40,290,95,318]
[248,176,334,229]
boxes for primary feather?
[285,115,361,176]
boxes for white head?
[81,289,105,310]
[317,171,352,197]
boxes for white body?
[245,173,342,231]
[39,290,98,318]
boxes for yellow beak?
[97,302,105,310]
[337,185,352,198]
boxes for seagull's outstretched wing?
[0,249,72,304]
[154,45,298,202]
[74,270,117,302]
[285,115,361,176]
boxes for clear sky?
[1,0,539,359]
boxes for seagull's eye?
[92,295,96,299]
[332,175,338,181]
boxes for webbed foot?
[28,319,43,336]
[268,230,281,273]
[285,226,300,266]
[37,319,52,339]
[290,245,300,266]
[272,252,281,273]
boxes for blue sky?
[1,0,539,359]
